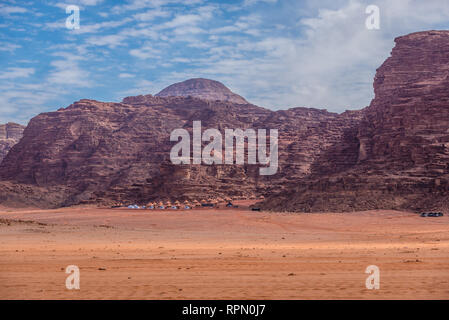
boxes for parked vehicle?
[420,212,444,217]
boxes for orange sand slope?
[0,206,448,300]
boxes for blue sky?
[1,0,449,124]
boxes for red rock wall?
[0,123,25,164]
[1,31,447,211]
[262,31,449,213]
[0,95,361,207]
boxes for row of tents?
[124,198,242,210]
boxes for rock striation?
[0,93,361,207]
[261,31,449,212]
[0,31,448,212]
[0,123,25,164]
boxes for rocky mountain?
[0,93,361,207]
[155,78,249,104]
[261,31,449,212]
[0,31,447,212]
[0,123,25,163]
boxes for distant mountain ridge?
[155,78,249,104]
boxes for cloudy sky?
[1,0,449,124]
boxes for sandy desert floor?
[0,203,448,300]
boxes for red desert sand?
[0,202,448,300]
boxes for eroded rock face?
[0,123,25,164]
[1,31,448,211]
[155,78,249,104]
[358,31,449,176]
[0,94,361,207]
[261,31,449,213]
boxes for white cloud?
[84,23,160,48]
[243,0,277,6]
[118,79,156,98]
[79,0,104,5]
[163,14,203,29]
[45,16,132,33]
[129,44,161,59]
[111,0,204,13]
[47,61,91,87]
[0,68,35,79]
[46,51,93,87]
[73,18,133,34]
[85,34,127,48]
[0,42,21,52]
[0,82,59,124]
[119,73,135,78]
[0,5,27,15]
[133,8,171,21]
[0,56,92,123]
[51,0,104,9]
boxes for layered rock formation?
[261,31,449,212]
[156,78,249,104]
[0,93,361,207]
[0,123,25,163]
[0,31,448,212]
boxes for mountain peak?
[155,78,248,104]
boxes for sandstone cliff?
[0,94,361,207]
[0,31,448,212]
[0,123,25,164]
[261,31,449,212]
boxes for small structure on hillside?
[201,200,214,208]
[146,202,155,210]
